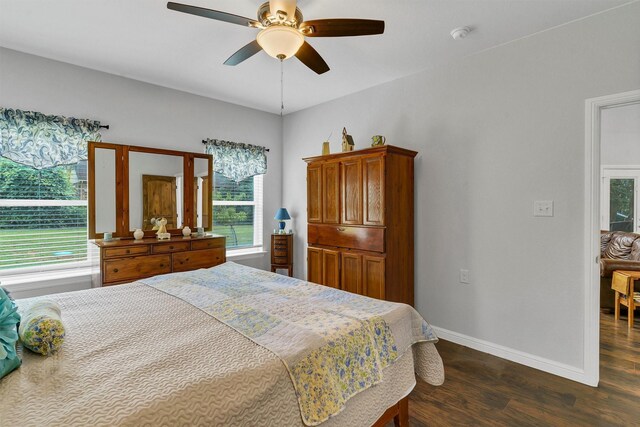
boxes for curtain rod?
[201,139,269,152]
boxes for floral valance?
[204,139,267,183]
[0,108,102,169]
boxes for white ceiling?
[0,0,633,114]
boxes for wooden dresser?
[92,235,226,287]
[271,233,293,276]
[304,145,417,305]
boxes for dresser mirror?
[193,157,212,229]
[128,151,184,231]
[93,147,117,235]
[88,141,213,239]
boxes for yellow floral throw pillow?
[19,300,65,356]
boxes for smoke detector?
[450,26,471,40]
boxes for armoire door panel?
[322,162,340,224]
[363,255,385,300]
[307,165,322,223]
[363,156,385,226]
[322,249,340,289]
[341,159,363,224]
[341,252,362,295]
[307,247,323,284]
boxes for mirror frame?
[88,141,213,239]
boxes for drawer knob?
[113,268,119,273]
[160,264,164,267]
[125,250,130,254]
[169,246,174,250]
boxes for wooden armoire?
[303,145,417,305]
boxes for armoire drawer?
[172,248,225,272]
[103,254,171,283]
[308,224,385,253]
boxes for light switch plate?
[460,269,470,284]
[534,200,554,217]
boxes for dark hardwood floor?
[397,311,639,426]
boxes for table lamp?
[274,208,291,233]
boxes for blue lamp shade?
[274,208,291,231]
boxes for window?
[212,172,263,250]
[601,167,640,232]
[0,158,89,273]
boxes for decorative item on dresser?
[304,145,417,305]
[91,235,226,287]
[271,233,293,277]
[274,208,291,233]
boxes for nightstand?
[271,233,293,277]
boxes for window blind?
[212,172,263,249]
[0,158,88,272]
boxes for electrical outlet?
[460,269,470,284]
[533,200,554,217]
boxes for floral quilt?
[140,262,437,426]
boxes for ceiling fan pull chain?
[280,56,284,117]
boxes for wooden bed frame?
[372,396,409,427]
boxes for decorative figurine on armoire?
[341,127,355,152]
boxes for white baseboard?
[432,326,595,386]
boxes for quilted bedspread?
[141,262,440,425]
[0,263,444,426]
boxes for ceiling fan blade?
[224,40,263,66]
[295,41,330,75]
[300,19,384,37]
[167,2,260,28]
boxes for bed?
[0,262,444,426]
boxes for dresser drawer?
[191,238,226,251]
[104,245,149,259]
[103,254,171,283]
[172,248,225,272]
[273,256,289,265]
[273,247,288,257]
[308,224,385,252]
[152,241,190,254]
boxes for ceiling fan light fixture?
[257,26,304,59]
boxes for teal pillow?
[0,288,21,379]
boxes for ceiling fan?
[167,0,385,74]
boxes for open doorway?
[599,102,640,315]
[585,89,640,387]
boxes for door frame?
[584,89,640,386]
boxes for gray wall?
[601,102,640,166]
[0,46,282,295]
[282,2,640,370]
